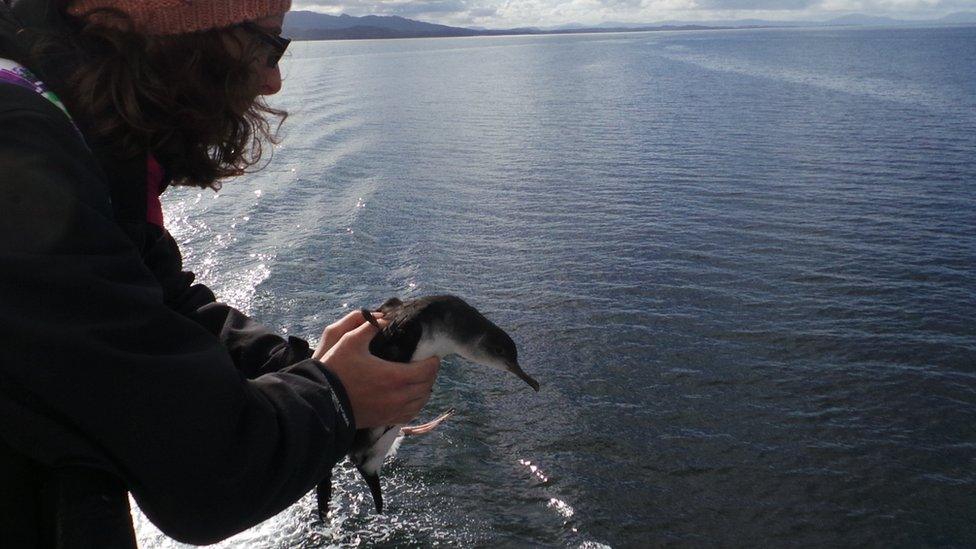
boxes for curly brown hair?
[39,8,287,190]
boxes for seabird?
[316,295,539,516]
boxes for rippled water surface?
[137,26,976,547]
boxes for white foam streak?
[661,51,959,110]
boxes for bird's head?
[465,323,540,392]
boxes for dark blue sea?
[135,25,976,547]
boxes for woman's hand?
[312,309,381,361]
[314,311,441,428]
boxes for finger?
[346,317,389,344]
[401,356,441,385]
[401,376,435,407]
[318,311,371,358]
[395,411,418,425]
[333,309,380,333]
[394,399,426,423]
[359,308,384,330]
[400,393,432,421]
[323,312,364,344]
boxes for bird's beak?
[507,361,540,392]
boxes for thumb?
[402,355,441,384]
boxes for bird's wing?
[368,311,423,363]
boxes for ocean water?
[135,26,976,547]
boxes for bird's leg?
[401,408,456,436]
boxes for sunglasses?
[240,21,291,68]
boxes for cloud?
[294,0,971,27]
[298,0,471,17]
[389,0,470,15]
[601,0,646,8]
[469,6,499,16]
[695,0,822,9]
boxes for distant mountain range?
[549,11,976,30]
[283,11,976,41]
[285,12,477,39]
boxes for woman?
[0,0,440,546]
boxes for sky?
[292,0,976,28]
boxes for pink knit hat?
[67,0,292,35]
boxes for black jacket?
[0,1,356,546]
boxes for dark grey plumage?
[315,295,539,518]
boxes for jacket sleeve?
[143,224,317,378]
[0,96,355,544]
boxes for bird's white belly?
[409,331,459,362]
[362,333,461,473]
[363,427,403,473]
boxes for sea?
[133,25,976,548]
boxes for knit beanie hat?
[67,0,292,35]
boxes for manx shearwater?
[316,294,539,516]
